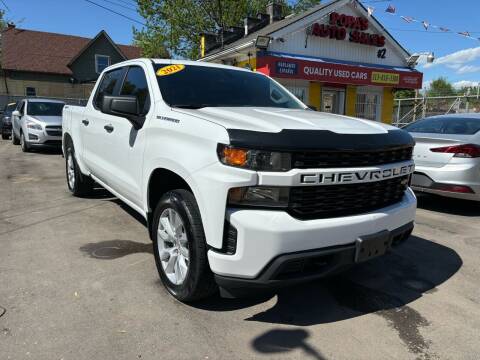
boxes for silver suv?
[12,99,65,152]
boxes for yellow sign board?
[156,64,185,76]
[371,72,400,85]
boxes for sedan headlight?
[26,121,42,131]
[217,144,291,171]
[228,186,289,208]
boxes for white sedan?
[404,113,480,201]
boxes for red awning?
[257,54,423,89]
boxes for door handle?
[81,119,89,126]
[104,124,114,133]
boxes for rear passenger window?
[94,67,125,109]
[120,66,150,114]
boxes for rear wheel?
[152,189,217,302]
[65,144,94,197]
[20,132,30,152]
[1,132,9,140]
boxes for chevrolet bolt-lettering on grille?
[300,162,415,185]
[289,175,410,220]
[292,146,413,169]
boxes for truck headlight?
[228,187,289,208]
[217,144,291,171]
[26,121,42,131]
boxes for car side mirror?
[12,110,20,117]
[102,95,145,130]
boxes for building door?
[321,89,345,114]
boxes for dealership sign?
[257,55,423,89]
[308,12,386,47]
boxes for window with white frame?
[95,54,111,74]
[25,87,36,97]
[285,86,308,104]
[355,88,382,121]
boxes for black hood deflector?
[226,129,414,151]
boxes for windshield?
[404,116,480,135]
[154,64,304,109]
[27,102,64,116]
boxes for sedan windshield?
[154,64,304,109]
[27,102,64,116]
[404,117,480,135]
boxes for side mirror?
[12,110,20,117]
[102,95,145,130]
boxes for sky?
[3,0,480,90]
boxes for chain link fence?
[0,94,88,110]
[393,95,480,127]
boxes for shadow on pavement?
[79,239,152,259]
[416,193,480,216]
[252,329,326,360]
[25,147,63,155]
[194,235,462,358]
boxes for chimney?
[7,22,16,29]
[266,1,283,24]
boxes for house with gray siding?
[0,24,141,106]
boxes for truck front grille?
[292,146,413,169]
[288,175,409,220]
[46,125,62,136]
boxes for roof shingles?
[1,28,141,75]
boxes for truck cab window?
[120,66,150,114]
[94,67,125,109]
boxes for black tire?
[20,132,30,152]
[12,131,20,145]
[152,189,217,302]
[65,143,94,197]
[1,132,9,140]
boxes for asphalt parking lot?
[1,140,479,360]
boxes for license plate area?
[355,230,391,263]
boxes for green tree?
[135,0,321,59]
[427,77,456,97]
[394,89,415,99]
[0,10,6,31]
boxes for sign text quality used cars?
[303,66,368,80]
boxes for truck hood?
[174,107,393,135]
[28,115,62,126]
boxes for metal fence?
[393,95,480,127]
[0,94,88,110]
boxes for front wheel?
[12,130,20,145]
[152,189,217,302]
[20,132,29,152]
[65,144,94,197]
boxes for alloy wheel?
[157,208,190,285]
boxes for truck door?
[98,65,151,207]
[82,67,127,184]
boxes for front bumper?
[208,188,417,280]
[1,123,11,134]
[412,162,480,201]
[24,128,62,147]
[215,221,414,297]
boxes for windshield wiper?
[171,104,209,109]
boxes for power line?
[0,0,10,12]
[83,0,145,26]
[98,0,137,12]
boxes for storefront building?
[199,0,423,123]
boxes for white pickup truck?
[63,59,416,301]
